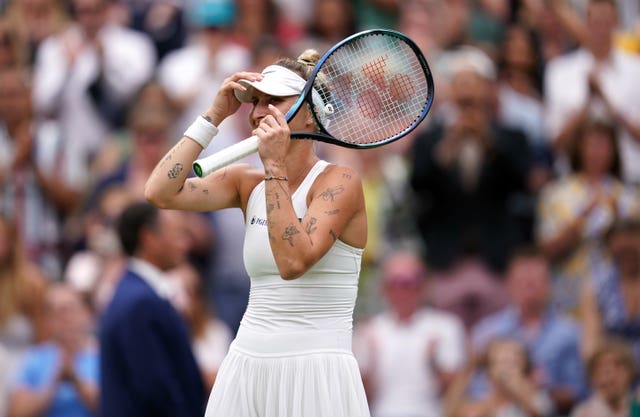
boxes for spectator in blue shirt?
[8,283,99,417]
[470,247,585,416]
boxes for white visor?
[234,64,331,126]
[234,65,307,103]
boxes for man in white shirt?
[544,0,640,184]
[354,250,467,417]
[32,0,156,164]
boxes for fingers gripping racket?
[192,29,434,177]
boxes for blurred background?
[1,0,640,416]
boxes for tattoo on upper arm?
[342,172,352,180]
[324,209,340,216]
[188,182,197,191]
[167,163,184,179]
[282,223,300,246]
[319,185,345,202]
[329,229,338,242]
[306,217,318,235]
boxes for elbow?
[279,268,305,281]
[143,183,169,209]
[278,259,310,280]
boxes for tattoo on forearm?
[214,168,228,181]
[319,185,345,202]
[167,163,184,179]
[202,189,209,194]
[164,154,172,162]
[306,217,318,235]
[275,181,291,200]
[324,209,340,216]
[203,115,213,123]
[329,229,338,242]
[282,223,300,246]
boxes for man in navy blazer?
[99,202,205,417]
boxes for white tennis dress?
[204,160,370,417]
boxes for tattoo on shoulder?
[306,217,318,235]
[282,223,300,246]
[167,163,184,179]
[319,185,345,202]
[341,172,352,180]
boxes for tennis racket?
[192,29,434,177]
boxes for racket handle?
[192,135,259,177]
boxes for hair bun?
[297,49,321,67]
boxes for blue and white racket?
[193,29,434,177]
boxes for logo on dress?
[250,215,269,226]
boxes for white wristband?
[184,115,219,149]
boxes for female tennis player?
[144,50,370,417]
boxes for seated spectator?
[471,247,585,415]
[0,214,47,392]
[168,262,232,392]
[8,283,99,417]
[537,119,640,318]
[570,338,638,417]
[353,250,467,417]
[0,65,86,279]
[580,219,640,363]
[445,338,553,417]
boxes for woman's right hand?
[204,71,263,125]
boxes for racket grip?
[192,135,259,177]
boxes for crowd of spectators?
[1,0,640,416]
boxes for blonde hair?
[273,49,331,129]
[273,48,321,80]
[0,216,46,336]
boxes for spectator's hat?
[189,0,235,28]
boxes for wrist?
[184,115,219,149]
[202,109,225,127]
[263,160,287,176]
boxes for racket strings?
[316,33,432,145]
